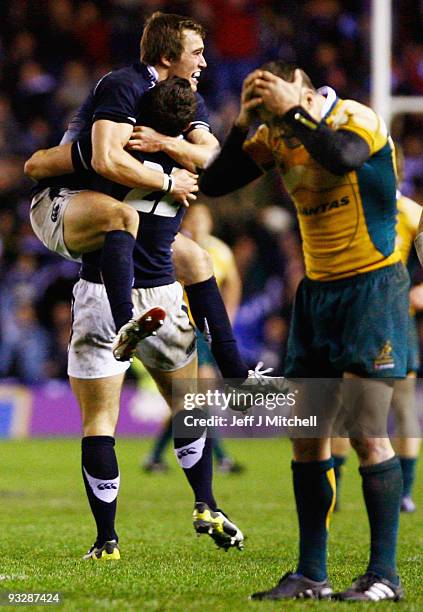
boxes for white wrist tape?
[162,173,170,192]
[415,232,423,266]
[162,173,174,194]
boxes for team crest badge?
[374,341,395,370]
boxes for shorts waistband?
[80,266,176,290]
[304,262,407,289]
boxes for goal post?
[371,0,423,127]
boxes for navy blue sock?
[150,418,172,462]
[399,457,417,498]
[292,458,335,582]
[82,436,120,545]
[185,277,248,379]
[360,457,402,584]
[101,230,135,332]
[173,412,217,510]
[332,454,346,509]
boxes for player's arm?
[255,70,370,175]
[92,119,171,190]
[199,125,264,196]
[24,144,74,179]
[91,120,198,205]
[127,126,219,173]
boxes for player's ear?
[160,55,172,68]
[303,89,314,111]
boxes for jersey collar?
[146,65,159,86]
[317,86,338,119]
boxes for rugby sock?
[101,230,135,332]
[185,277,249,380]
[150,418,172,462]
[81,436,120,545]
[332,454,346,509]
[360,457,402,584]
[399,457,417,498]
[173,410,217,510]
[292,458,335,582]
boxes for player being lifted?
[29,77,244,559]
[26,11,271,383]
[26,18,247,558]
[200,61,408,602]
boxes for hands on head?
[236,68,304,129]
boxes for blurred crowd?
[1,0,423,384]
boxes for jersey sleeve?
[185,93,211,134]
[92,72,142,126]
[332,100,388,155]
[243,124,275,170]
[71,133,93,173]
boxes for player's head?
[256,60,318,137]
[141,77,197,137]
[141,12,206,91]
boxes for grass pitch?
[1,438,422,610]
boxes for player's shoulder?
[329,98,380,129]
[94,62,153,95]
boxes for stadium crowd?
[0,0,423,383]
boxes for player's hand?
[170,168,199,207]
[254,69,303,117]
[235,70,264,130]
[127,126,166,153]
[409,284,423,311]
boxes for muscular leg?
[173,233,249,379]
[345,374,402,584]
[65,191,139,331]
[70,373,124,547]
[146,356,216,509]
[391,374,421,508]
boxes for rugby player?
[31,77,244,559]
[332,152,422,513]
[26,10,257,383]
[200,61,408,601]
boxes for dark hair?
[141,11,206,65]
[260,60,315,91]
[140,77,197,136]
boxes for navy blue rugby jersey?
[33,61,210,196]
[72,135,187,289]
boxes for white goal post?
[371,0,423,127]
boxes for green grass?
[1,438,422,610]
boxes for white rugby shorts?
[30,187,82,261]
[68,279,197,378]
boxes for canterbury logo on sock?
[83,467,120,503]
[174,433,206,469]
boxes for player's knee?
[108,204,139,236]
[180,246,213,284]
[292,438,328,461]
[350,436,393,463]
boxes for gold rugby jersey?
[244,94,400,280]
